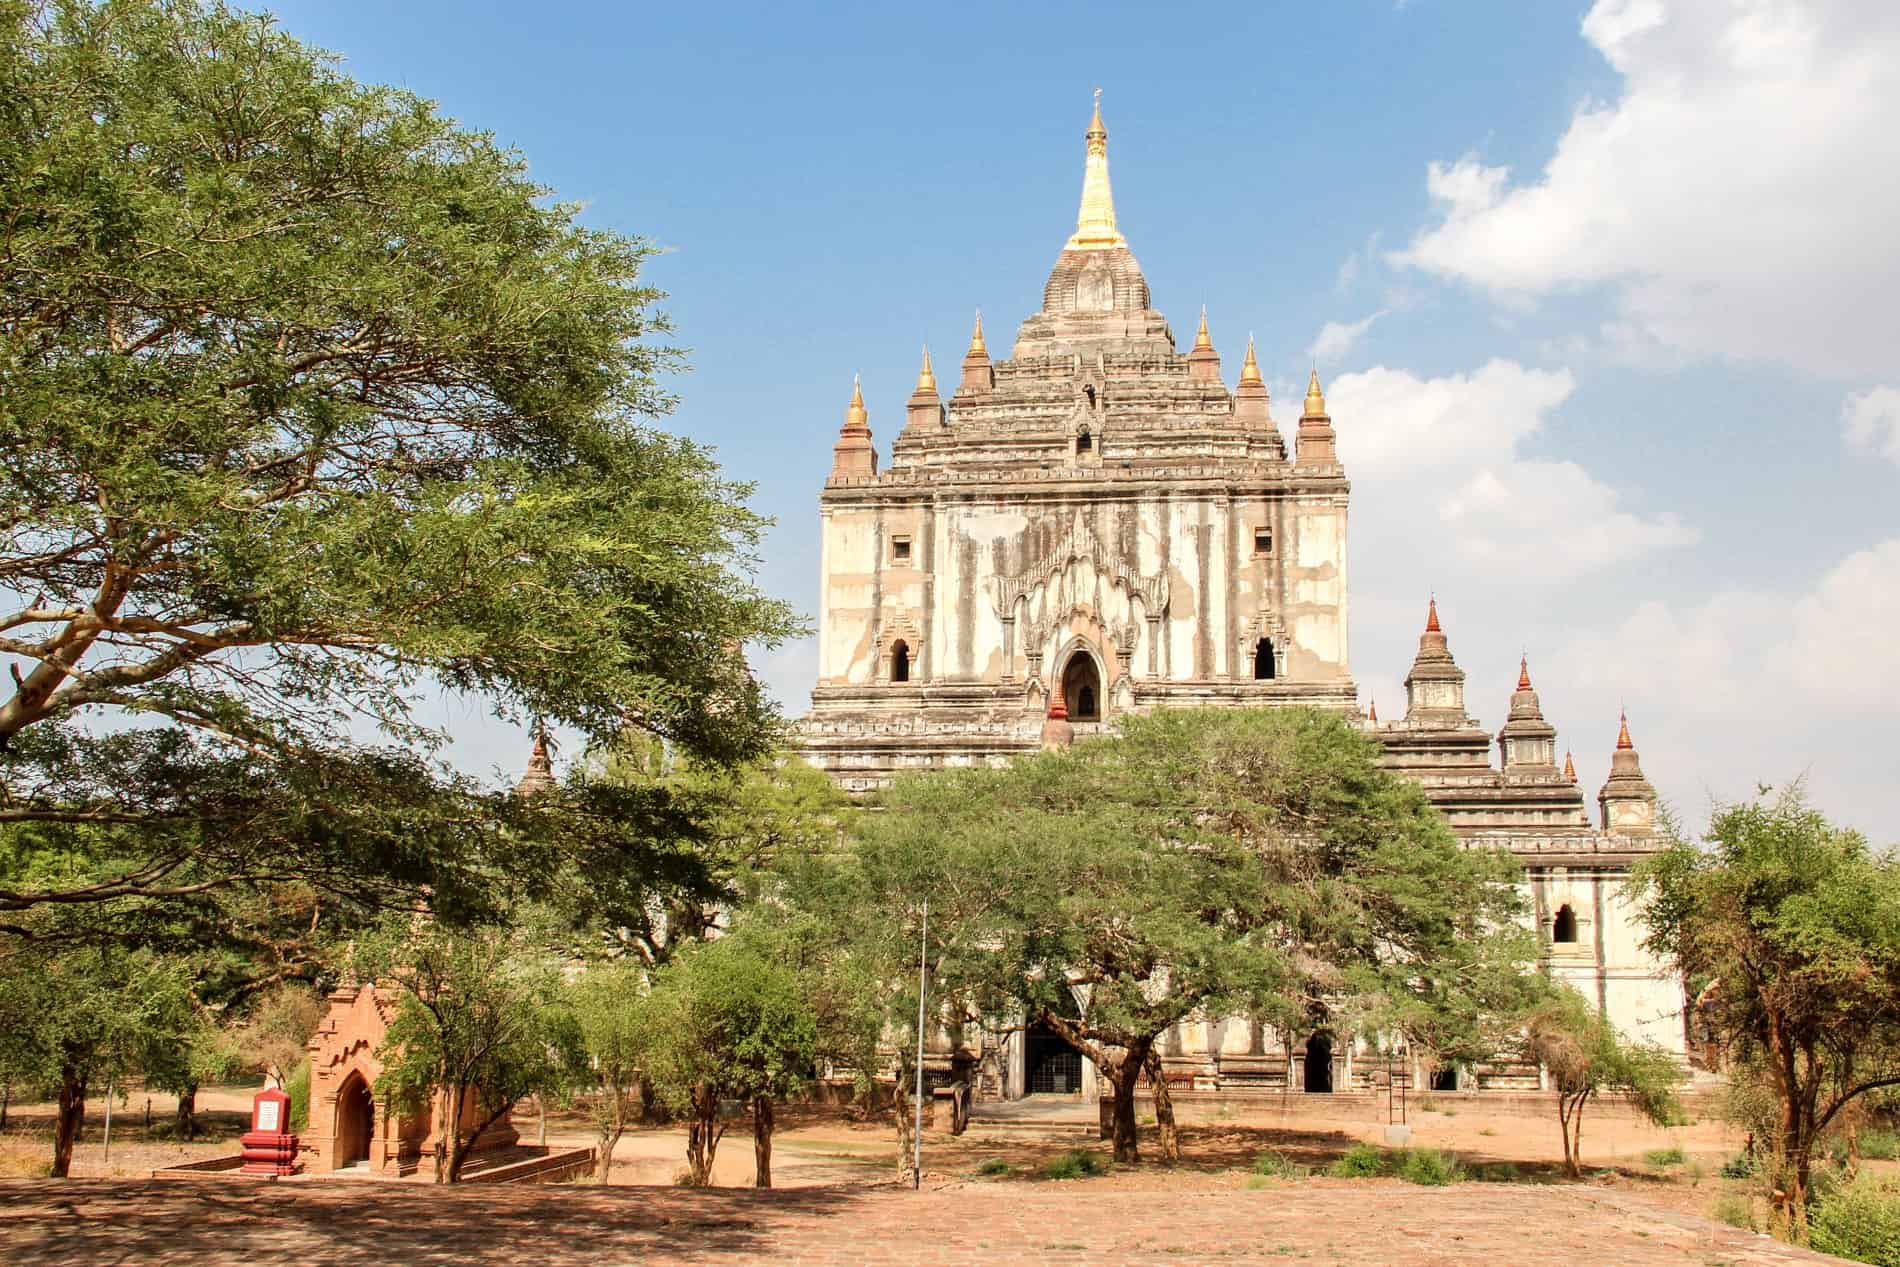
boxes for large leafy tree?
[0,0,796,915]
[1630,786,1900,1236]
[849,707,1535,1165]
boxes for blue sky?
[262,0,1900,841]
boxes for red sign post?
[240,1086,301,1176]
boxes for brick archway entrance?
[1060,653,1101,722]
[335,1072,374,1167]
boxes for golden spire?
[1616,709,1634,751]
[968,309,987,357]
[1367,697,1378,724]
[1193,305,1212,351]
[1517,655,1532,691]
[1064,89,1127,251]
[1564,749,1578,783]
[1303,367,1327,418]
[845,374,868,429]
[1239,334,1263,386]
[915,345,936,393]
[1426,596,1442,633]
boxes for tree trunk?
[1144,1049,1179,1164]
[175,1084,198,1140]
[1556,1092,1581,1179]
[438,1082,465,1184]
[752,1095,774,1188]
[639,1073,666,1124]
[1104,1042,1149,1165]
[684,1083,722,1186]
[595,1084,627,1184]
[894,1070,918,1185]
[51,1068,86,1179]
[1098,1085,1115,1140]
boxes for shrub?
[1711,1193,1755,1231]
[1468,1161,1520,1182]
[1043,1149,1108,1180]
[1252,1149,1304,1179]
[1327,1143,1388,1178]
[1645,1146,1686,1167]
[1810,1179,1900,1267]
[1854,1129,1900,1163]
[975,1158,1012,1177]
[285,1063,310,1133]
[1415,1094,1439,1113]
[1719,1153,1755,1179]
[1397,1148,1462,1186]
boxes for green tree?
[1630,786,1900,1236]
[1523,983,1683,1178]
[235,980,324,1089]
[363,920,581,1184]
[0,0,795,916]
[0,939,195,1174]
[569,959,643,1183]
[849,707,1535,1166]
[634,932,817,1187]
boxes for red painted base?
[240,1130,301,1176]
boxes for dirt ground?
[0,1083,1867,1265]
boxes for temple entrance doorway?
[1026,1021,1082,1095]
[335,1073,374,1167]
[1061,653,1101,722]
[1303,1032,1335,1093]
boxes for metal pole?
[913,898,928,1190]
[102,1080,113,1166]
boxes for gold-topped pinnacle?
[1304,367,1327,418]
[1065,91,1127,252]
[1239,334,1263,386]
[915,345,936,393]
[968,310,987,357]
[845,375,868,429]
[1193,305,1213,351]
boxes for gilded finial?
[1564,749,1578,783]
[1239,333,1262,385]
[1517,655,1532,691]
[1616,709,1633,751]
[845,374,868,428]
[1367,697,1378,724]
[1194,305,1212,351]
[1426,596,1441,633]
[968,309,987,357]
[1303,367,1327,418]
[916,345,936,393]
[1066,92,1126,251]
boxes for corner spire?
[830,374,877,479]
[1517,655,1532,691]
[1425,597,1442,633]
[1064,89,1127,251]
[515,722,556,797]
[1564,749,1578,783]
[1616,709,1633,750]
[1303,367,1327,419]
[847,374,867,426]
[1193,305,1212,351]
[1239,334,1263,386]
[1367,697,1379,724]
[915,345,936,393]
[968,309,987,357]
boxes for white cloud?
[1307,311,1386,365]
[1843,386,1900,464]
[1396,0,1900,378]
[1328,359,1695,581]
[1787,539,1900,699]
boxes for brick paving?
[0,1177,1856,1266]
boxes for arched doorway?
[1553,904,1578,944]
[1025,1021,1082,1095]
[335,1073,374,1167]
[1061,652,1101,722]
[1253,638,1276,680]
[890,640,910,683]
[1303,1032,1334,1094]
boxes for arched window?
[1083,384,1096,409]
[890,640,910,683]
[1076,427,1092,455]
[1553,904,1578,944]
[1253,637,1276,681]
[1061,653,1101,722]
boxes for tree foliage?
[569,958,643,1184]
[362,918,581,1184]
[839,707,1536,1166]
[1523,983,1682,1178]
[633,930,817,1187]
[1631,785,1900,1236]
[0,0,796,915]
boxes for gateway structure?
[793,100,1683,1093]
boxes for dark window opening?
[890,640,910,683]
[1076,428,1092,454]
[1027,1022,1082,1095]
[1061,654,1101,722]
[1254,527,1273,554]
[1430,1067,1459,1092]
[1553,904,1578,944]
[1253,638,1276,681]
[891,535,911,563]
[1083,384,1096,409]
